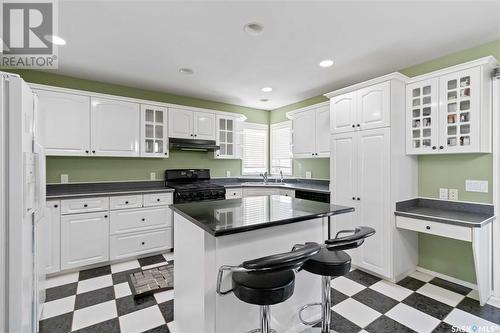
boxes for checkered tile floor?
[40,252,500,333]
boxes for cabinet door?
[194,111,216,140]
[42,201,60,274]
[36,90,91,156]
[439,67,481,153]
[60,211,109,270]
[168,108,193,139]
[91,97,140,157]
[315,106,330,157]
[215,116,237,159]
[330,92,356,134]
[356,81,390,130]
[292,111,316,158]
[355,127,390,277]
[406,79,440,154]
[141,104,168,158]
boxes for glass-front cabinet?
[140,104,168,158]
[214,115,242,159]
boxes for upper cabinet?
[215,115,243,159]
[405,57,497,155]
[287,103,330,159]
[141,104,168,158]
[168,108,215,140]
[91,97,140,157]
[330,81,390,134]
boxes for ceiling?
[55,1,500,110]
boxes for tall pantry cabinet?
[326,73,418,281]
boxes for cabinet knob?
[54,204,58,208]
[356,124,360,127]
[83,204,88,207]
[315,153,318,155]
[92,150,96,154]
[352,124,355,128]
[432,146,437,150]
[85,150,89,154]
[164,152,168,155]
[352,197,356,200]
[311,153,314,156]
[194,134,197,137]
[141,241,145,245]
[141,218,145,221]
[157,198,161,202]
[104,215,108,218]
[125,201,129,204]
[190,134,194,137]
[439,146,444,150]
[356,197,360,201]
[426,226,431,230]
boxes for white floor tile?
[445,308,500,331]
[487,296,500,309]
[154,289,174,303]
[163,252,174,261]
[417,283,465,307]
[119,305,165,333]
[409,270,434,282]
[142,262,170,270]
[386,303,440,333]
[71,300,117,331]
[77,275,113,294]
[114,282,132,299]
[41,295,75,320]
[111,259,140,273]
[44,272,79,289]
[330,276,365,296]
[369,280,413,301]
[467,289,480,301]
[332,298,381,328]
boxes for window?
[270,121,292,176]
[242,123,268,175]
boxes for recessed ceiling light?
[244,22,264,36]
[319,59,334,68]
[261,87,272,92]
[44,35,66,45]
[259,98,269,102]
[179,68,194,75]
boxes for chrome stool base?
[298,276,334,333]
[299,327,338,333]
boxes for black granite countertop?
[171,195,353,236]
[212,178,330,193]
[46,181,174,199]
[395,198,495,228]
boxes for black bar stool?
[297,227,375,333]
[216,243,321,333]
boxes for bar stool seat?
[232,270,295,305]
[301,248,351,277]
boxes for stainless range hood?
[169,138,220,151]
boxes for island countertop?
[171,195,354,236]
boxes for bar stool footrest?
[298,302,323,326]
[247,329,277,333]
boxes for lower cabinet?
[110,228,173,260]
[60,211,110,270]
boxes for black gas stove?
[165,169,225,204]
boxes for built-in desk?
[395,198,495,305]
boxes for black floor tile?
[74,286,115,310]
[364,315,416,333]
[397,276,426,291]
[112,268,142,285]
[45,282,78,302]
[39,312,73,333]
[331,288,349,305]
[78,265,111,281]
[158,300,174,323]
[402,293,453,320]
[433,321,465,332]
[72,318,120,333]
[352,288,398,314]
[344,269,381,287]
[313,311,362,333]
[456,297,500,325]
[142,324,171,333]
[138,255,166,267]
[429,278,472,295]
[116,294,157,316]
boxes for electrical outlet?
[465,180,488,193]
[449,189,458,201]
[439,188,449,200]
[61,174,69,184]
[226,170,231,177]
[150,172,156,181]
[305,171,312,179]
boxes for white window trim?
[270,121,293,176]
[242,122,269,176]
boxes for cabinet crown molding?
[285,101,329,120]
[324,72,408,99]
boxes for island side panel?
[214,217,327,333]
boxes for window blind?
[242,123,268,175]
[270,121,292,176]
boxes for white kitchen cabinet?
[60,211,109,270]
[243,188,280,197]
[279,189,295,197]
[110,206,171,235]
[330,92,356,134]
[35,89,91,156]
[143,193,173,207]
[61,197,109,215]
[225,188,243,199]
[288,103,330,159]
[110,194,143,210]
[42,201,61,274]
[194,111,216,140]
[168,108,215,140]
[91,97,140,157]
[141,104,168,158]
[215,115,243,159]
[110,228,172,261]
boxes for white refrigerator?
[0,72,46,333]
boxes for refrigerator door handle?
[33,142,45,220]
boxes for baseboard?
[416,266,478,290]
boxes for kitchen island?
[170,195,354,333]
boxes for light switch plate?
[305,171,312,179]
[449,189,458,201]
[61,174,69,184]
[465,180,488,193]
[150,172,156,180]
[226,170,231,177]
[439,188,448,200]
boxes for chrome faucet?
[260,171,268,184]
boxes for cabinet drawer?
[110,207,171,234]
[143,193,173,207]
[110,194,143,210]
[396,216,472,242]
[61,197,109,215]
[279,189,295,198]
[110,228,172,260]
[225,188,242,199]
